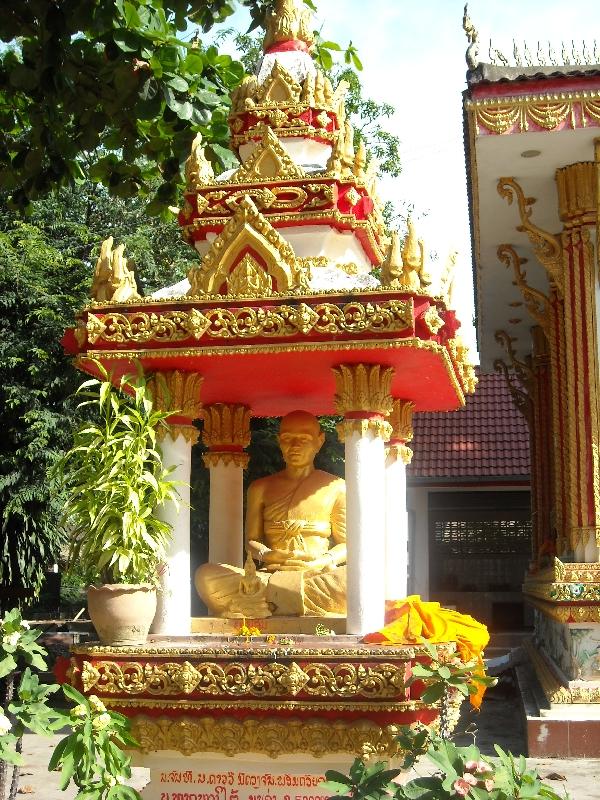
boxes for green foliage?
[408,644,496,706]
[50,686,141,800]
[0,0,253,215]
[0,219,89,602]
[55,367,181,585]
[322,733,567,800]
[0,609,48,678]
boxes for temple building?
[463,8,600,756]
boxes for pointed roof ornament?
[403,218,432,288]
[380,231,404,286]
[184,133,214,188]
[463,4,480,70]
[263,0,314,53]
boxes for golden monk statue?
[195,411,346,617]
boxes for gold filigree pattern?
[146,371,203,421]
[87,300,413,345]
[468,91,600,136]
[497,177,563,290]
[333,364,394,417]
[101,697,422,713]
[131,716,402,758]
[80,659,409,699]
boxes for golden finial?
[402,218,431,288]
[301,72,315,105]
[184,133,214,188]
[342,121,355,176]
[263,0,314,52]
[91,236,140,303]
[314,70,325,106]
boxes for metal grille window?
[429,491,531,593]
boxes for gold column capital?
[386,443,413,465]
[556,161,597,227]
[201,403,251,469]
[146,370,203,445]
[333,363,394,442]
[386,399,415,464]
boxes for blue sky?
[216,1,599,354]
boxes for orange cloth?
[362,595,490,709]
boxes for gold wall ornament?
[187,196,303,296]
[556,162,598,226]
[332,363,394,417]
[80,659,409,699]
[86,309,211,344]
[184,133,215,188]
[467,91,600,136]
[263,0,314,52]
[146,370,203,421]
[227,253,272,297]
[497,177,563,290]
[87,299,413,345]
[201,404,251,450]
[422,305,445,334]
[231,125,305,183]
[90,237,140,304]
[130,715,402,759]
[497,244,550,331]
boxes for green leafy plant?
[55,365,180,586]
[0,609,64,799]
[50,686,141,800]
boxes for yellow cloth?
[362,595,490,709]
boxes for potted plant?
[56,365,180,646]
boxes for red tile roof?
[407,372,530,481]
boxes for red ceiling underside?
[75,342,462,417]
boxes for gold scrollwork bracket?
[497,244,550,332]
[497,177,563,292]
[494,330,533,424]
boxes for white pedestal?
[152,431,192,635]
[385,451,408,601]
[208,460,245,568]
[344,428,386,636]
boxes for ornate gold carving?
[333,363,394,417]
[553,557,600,583]
[263,0,314,52]
[131,716,402,758]
[493,330,533,424]
[80,659,408,699]
[167,424,200,445]
[345,187,361,207]
[202,451,249,468]
[336,418,393,442]
[556,162,597,226]
[524,639,600,704]
[422,305,445,334]
[497,245,550,331]
[447,337,477,395]
[232,126,304,183]
[386,443,413,465]
[146,371,203,420]
[389,400,415,443]
[187,197,307,296]
[88,300,413,345]
[185,133,215,189]
[86,309,210,344]
[101,697,422,714]
[497,177,563,290]
[528,596,600,624]
[202,404,251,450]
[468,91,600,136]
[91,237,140,304]
[380,225,430,291]
[227,254,272,297]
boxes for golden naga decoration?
[131,716,403,759]
[90,236,140,303]
[380,223,431,291]
[497,177,563,291]
[184,133,215,188]
[493,330,533,425]
[496,244,550,332]
[263,0,314,52]
[80,657,409,699]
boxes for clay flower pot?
[87,584,157,646]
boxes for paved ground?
[12,682,600,799]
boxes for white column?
[202,404,250,569]
[153,428,194,636]
[385,447,409,601]
[344,424,387,635]
[205,456,246,567]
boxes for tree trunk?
[8,737,22,800]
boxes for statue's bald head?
[278,411,324,468]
